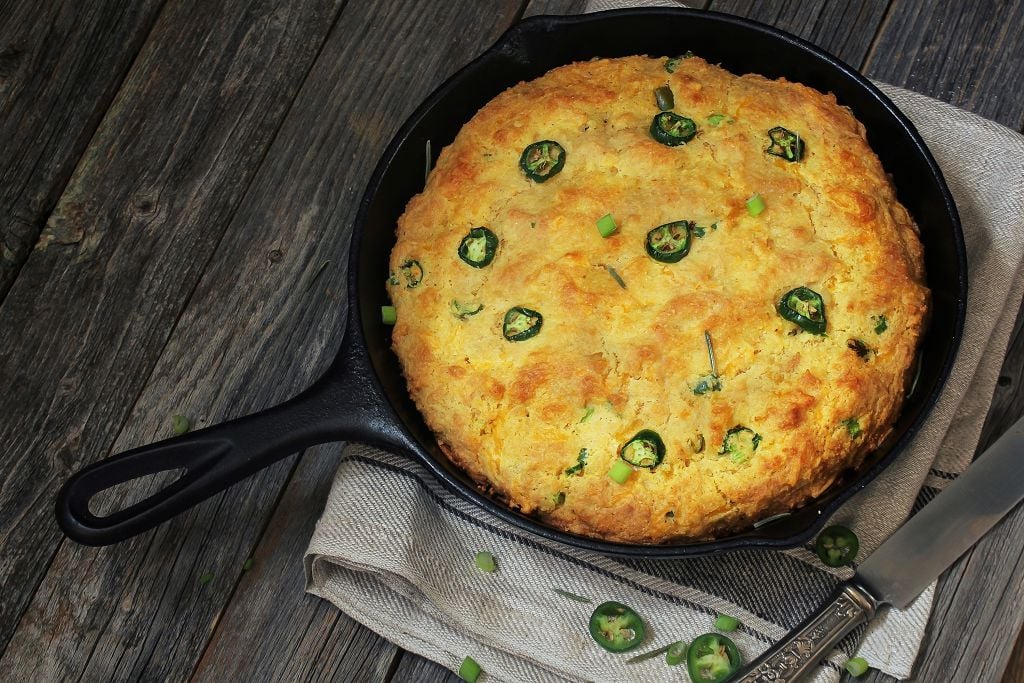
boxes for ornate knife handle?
[735,582,878,682]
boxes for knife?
[736,415,1024,682]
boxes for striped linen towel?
[305,3,1024,680]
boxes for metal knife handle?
[735,582,878,682]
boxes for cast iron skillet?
[55,8,966,556]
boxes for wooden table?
[2,1,1022,680]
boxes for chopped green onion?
[706,113,730,126]
[450,300,484,319]
[565,448,589,476]
[458,656,482,683]
[753,512,791,528]
[424,139,432,185]
[626,643,674,664]
[242,558,254,571]
[608,459,633,484]
[842,417,862,438]
[199,572,214,585]
[596,213,618,237]
[603,265,627,289]
[714,614,740,632]
[578,406,595,424]
[171,414,190,436]
[381,305,397,325]
[664,52,694,73]
[552,588,592,603]
[665,640,688,666]
[845,657,870,677]
[474,551,496,573]
[654,85,675,111]
[746,193,766,216]
[873,314,888,334]
[552,491,566,505]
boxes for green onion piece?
[199,572,214,585]
[714,614,740,632]
[424,139,432,185]
[552,588,592,603]
[597,213,618,237]
[242,558,254,571]
[664,52,694,73]
[654,85,675,111]
[842,417,862,438]
[458,656,482,683]
[565,448,589,476]
[746,193,766,216]
[604,265,627,289]
[845,657,870,677]
[706,113,729,126]
[753,512,791,528]
[578,406,595,424]
[474,551,496,573]
[171,414,190,436]
[381,305,397,325]
[665,640,688,666]
[873,314,888,334]
[608,459,633,484]
[626,643,674,664]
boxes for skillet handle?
[55,325,415,547]
[55,380,341,546]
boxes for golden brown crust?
[386,56,929,543]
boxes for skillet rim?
[344,7,967,557]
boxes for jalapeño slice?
[502,306,542,341]
[399,259,423,288]
[589,601,645,652]
[458,227,498,268]
[620,429,665,469]
[778,286,827,335]
[645,221,692,263]
[650,112,697,146]
[719,425,761,464]
[815,525,860,567]
[519,140,566,182]
[687,633,742,683]
[766,126,804,161]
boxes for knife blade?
[736,414,1024,682]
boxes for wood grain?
[191,445,399,682]
[864,0,1024,129]
[708,0,890,68]
[0,0,166,302]
[0,0,347,659]
[0,0,527,680]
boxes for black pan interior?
[347,8,966,557]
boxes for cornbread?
[386,55,929,543]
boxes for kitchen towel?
[305,3,1024,681]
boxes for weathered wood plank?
[859,1,1024,680]
[0,0,347,658]
[390,655,462,682]
[0,0,527,680]
[707,0,890,69]
[524,0,712,18]
[191,446,400,682]
[522,0,591,17]
[0,0,166,303]
[864,0,1024,129]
